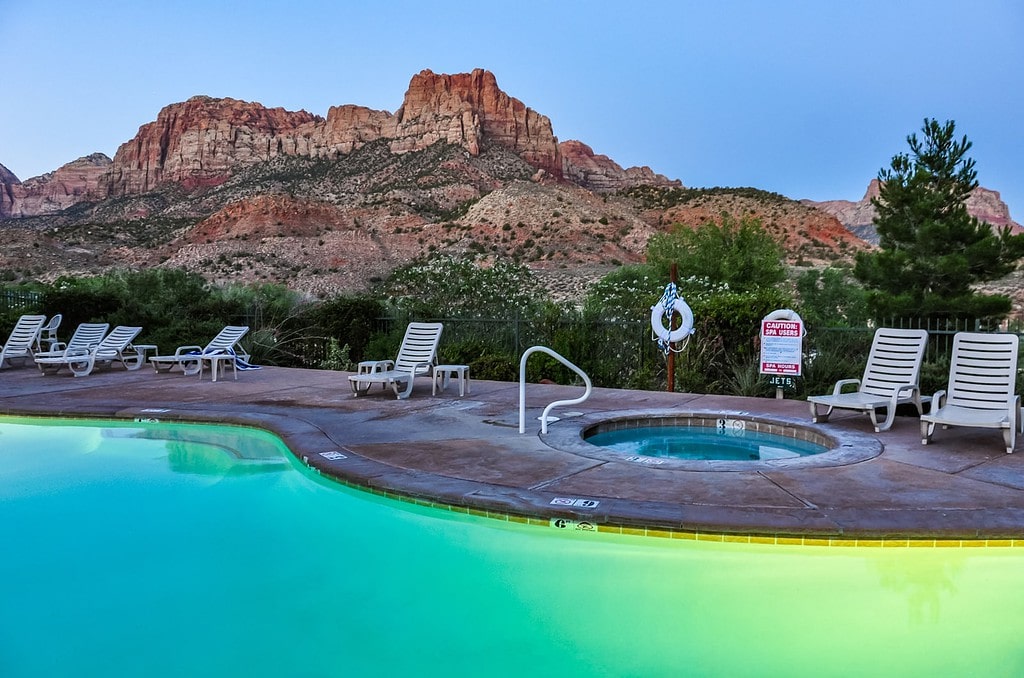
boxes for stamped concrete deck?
[3,363,1024,541]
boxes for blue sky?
[1,0,1021,217]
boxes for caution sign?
[760,319,803,376]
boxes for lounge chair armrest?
[64,347,91,357]
[174,346,203,357]
[893,383,920,397]
[832,379,861,395]
[886,383,921,411]
[410,361,433,375]
[927,390,947,413]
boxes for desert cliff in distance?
[0,68,1018,301]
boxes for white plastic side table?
[432,364,470,396]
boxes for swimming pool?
[3,416,1024,677]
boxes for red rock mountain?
[1,69,678,219]
[807,179,1022,241]
[0,154,110,218]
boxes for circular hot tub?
[540,409,882,471]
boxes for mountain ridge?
[0,68,1017,301]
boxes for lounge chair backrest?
[859,328,929,399]
[95,326,143,356]
[943,332,1019,411]
[203,326,249,355]
[36,313,63,350]
[2,314,47,357]
[62,323,110,353]
[393,322,443,375]
[5,314,47,345]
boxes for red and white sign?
[760,319,803,376]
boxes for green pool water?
[2,416,1024,677]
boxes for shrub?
[379,255,550,319]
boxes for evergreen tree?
[854,118,1024,321]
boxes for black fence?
[0,290,42,312]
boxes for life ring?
[763,308,806,336]
[651,298,695,344]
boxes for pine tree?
[853,118,1024,321]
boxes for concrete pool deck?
[3,364,1024,543]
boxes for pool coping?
[541,408,882,471]
[3,365,1024,544]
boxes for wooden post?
[667,263,677,392]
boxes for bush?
[296,295,384,364]
[646,214,786,292]
[379,255,550,319]
[441,339,518,381]
[795,267,869,329]
[33,269,314,366]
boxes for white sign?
[550,497,601,508]
[760,319,803,376]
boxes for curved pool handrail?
[519,345,593,434]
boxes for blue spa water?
[587,424,827,460]
[2,416,1024,677]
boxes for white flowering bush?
[381,255,549,319]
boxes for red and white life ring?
[650,298,695,344]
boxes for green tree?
[646,214,786,292]
[795,267,869,329]
[854,118,1024,320]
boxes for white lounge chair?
[921,332,1021,454]
[34,322,110,374]
[149,326,250,380]
[808,327,929,432]
[0,314,47,369]
[34,325,143,377]
[349,322,443,399]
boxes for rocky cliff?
[560,140,680,193]
[0,69,686,219]
[0,154,111,218]
[104,97,322,195]
[389,69,562,176]
[807,179,1022,242]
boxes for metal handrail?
[519,345,593,434]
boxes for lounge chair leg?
[870,407,897,433]
[1004,427,1015,454]
[921,420,935,445]
[394,376,414,400]
[69,357,95,377]
[809,401,831,424]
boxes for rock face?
[560,140,681,193]
[0,154,111,218]
[807,179,1022,243]
[967,186,1021,231]
[104,97,322,195]
[102,69,563,200]
[0,162,19,218]
[1,69,667,218]
[389,69,562,176]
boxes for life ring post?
[651,267,694,391]
[668,264,677,392]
